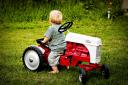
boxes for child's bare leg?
[49,66,59,73]
[52,66,59,72]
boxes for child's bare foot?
[48,71,59,74]
[66,66,69,69]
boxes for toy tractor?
[22,22,110,84]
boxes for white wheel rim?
[24,50,40,70]
[79,74,82,82]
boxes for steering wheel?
[58,21,73,33]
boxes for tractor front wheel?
[101,64,110,79]
[79,68,87,85]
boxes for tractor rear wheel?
[22,46,45,71]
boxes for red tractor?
[22,22,110,84]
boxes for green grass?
[0,16,128,85]
[0,0,128,85]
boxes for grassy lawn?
[0,0,128,85]
[0,15,128,85]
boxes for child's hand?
[42,37,49,43]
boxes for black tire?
[101,64,110,79]
[79,68,87,85]
[22,46,44,71]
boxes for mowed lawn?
[0,16,128,85]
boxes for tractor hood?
[65,32,102,46]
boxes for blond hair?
[49,10,62,24]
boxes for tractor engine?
[65,32,102,64]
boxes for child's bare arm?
[42,37,49,43]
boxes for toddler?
[42,10,66,73]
